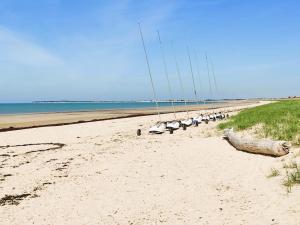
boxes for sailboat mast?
[210,56,219,98]
[172,44,190,118]
[157,30,177,120]
[187,46,199,105]
[138,23,161,121]
[194,50,204,104]
[205,52,213,100]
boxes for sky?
[0,0,299,102]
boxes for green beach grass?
[283,165,300,192]
[218,100,300,145]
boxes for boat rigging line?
[138,23,161,122]
[157,30,177,120]
[205,52,213,100]
[187,46,199,105]
[172,43,190,118]
[194,49,204,104]
[209,56,219,97]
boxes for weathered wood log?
[224,128,290,157]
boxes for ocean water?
[0,102,211,115]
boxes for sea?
[0,101,212,115]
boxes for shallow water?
[0,101,213,114]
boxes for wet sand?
[0,100,255,131]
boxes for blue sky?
[0,0,299,102]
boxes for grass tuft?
[283,165,300,192]
[283,161,298,169]
[294,151,300,158]
[267,168,280,178]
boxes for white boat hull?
[166,121,180,130]
[149,123,166,134]
[193,116,202,124]
[209,114,216,120]
[202,115,209,121]
[181,118,193,127]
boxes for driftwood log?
[224,128,290,157]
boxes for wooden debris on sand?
[224,128,290,157]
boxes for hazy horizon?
[1,98,248,104]
[0,0,299,103]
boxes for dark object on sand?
[137,129,141,136]
[0,194,31,206]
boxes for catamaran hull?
[166,121,180,130]
[181,119,193,127]
[202,115,210,121]
[209,114,217,120]
[149,123,166,134]
[193,116,203,124]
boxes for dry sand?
[0,101,299,225]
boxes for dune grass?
[267,168,280,178]
[283,165,300,192]
[283,161,298,169]
[218,100,300,145]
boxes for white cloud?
[0,26,63,67]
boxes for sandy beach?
[0,101,299,225]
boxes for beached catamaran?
[138,23,166,134]
[209,55,223,119]
[172,44,193,127]
[194,49,216,122]
[205,53,225,120]
[157,31,180,131]
[204,52,218,121]
[186,46,204,125]
[194,50,204,104]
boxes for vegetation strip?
[219,100,300,145]
[284,170,300,191]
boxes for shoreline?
[0,100,258,132]
[0,101,225,116]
